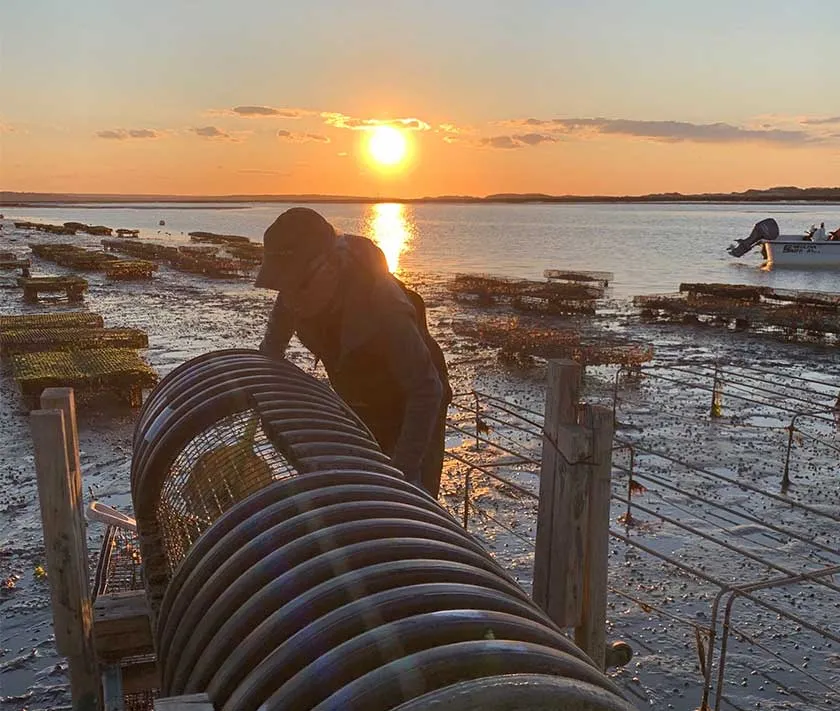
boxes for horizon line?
[2,186,840,206]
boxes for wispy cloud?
[497,117,819,145]
[449,133,560,149]
[276,129,330,143]
[221,105,310,118]
[801,116,840,126]
[191,126,238,140]
[96,128,162,140]
[515,133,560,146]
[238,168,291,176]
[322,113,431,131]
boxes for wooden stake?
[533,361,616,670]
[40,388,87,561]
[31,393,100,710]
[533,359,587,625]
[574,403,614,670]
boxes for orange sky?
[2,1,838,197]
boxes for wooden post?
[40,388,86,550]
[31,389,100,711]
[574,403,614,669]
[533,360,615,670]
[533,360,585,624]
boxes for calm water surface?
[6,202,840,298]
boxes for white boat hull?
[763,240,840,267]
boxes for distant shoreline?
[2,186,839,207]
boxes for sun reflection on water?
[365,203,414,274]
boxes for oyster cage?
[156,408,297,572]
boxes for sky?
[1,0,839,198]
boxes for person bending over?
[256,207,451,497]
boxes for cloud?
[481,135,520,150]
[276,129,330,143]
[229,105,308,118]
[128,129,158,138]
[516,133,560,146]
[238,168,291,176]
[449,133,560,149]
[801,116,840,126]
[322,112,431,131]
[96,128,161,140]
[498,117,818,145]
[191,126,236,140]
[0,122,15,133]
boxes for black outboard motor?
[728,218,780,257]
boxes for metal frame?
[442,360,840,709]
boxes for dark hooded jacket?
[260,234,450,483]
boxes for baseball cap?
[255,207,337,290]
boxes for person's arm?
[259,293,295,358]
[380,312,444,484]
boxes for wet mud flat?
[1,221,839,710]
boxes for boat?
[728,218,840,267]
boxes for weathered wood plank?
[93,590,154,661]
[574,404,614,670]
[533,359,586,626]
[31,396,100,710]
[154,693,214,710]
[121,659,160,694]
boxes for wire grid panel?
[156,408,297,572]
[442,361,840,710]
[123,690,157,711]
[708,576,840,710]
[98,527,144,596]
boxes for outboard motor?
[728,218,780,257]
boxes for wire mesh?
[0,311,104,332]
[634,285,840,340]
[123,689,157,711]
[440,360,840,709]
[93,525,144,599]
[10,348,158,389]
[156,408,298,573]
[101,237,256,278]
[0,326,149,355]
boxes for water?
[6,201,840,298]
[2,201,840,709]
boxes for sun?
[367,125,408,167]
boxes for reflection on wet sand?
[365,203,414,274]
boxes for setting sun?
[367,125,408,167]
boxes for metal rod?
[608,586,708,633]
[669,363,836,412]
[610,496,840,595]
[444,451,538,500]
[726,624,838,698]
[463,467,471,530]
[445,421,540,466]
[702,564,840,707]
[714,568,840,710]
[611,463,840,559]
[622,442,840,523]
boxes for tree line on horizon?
[1,186,839,205]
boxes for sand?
[1,219,838,710]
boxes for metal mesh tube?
[131,350,634,710]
